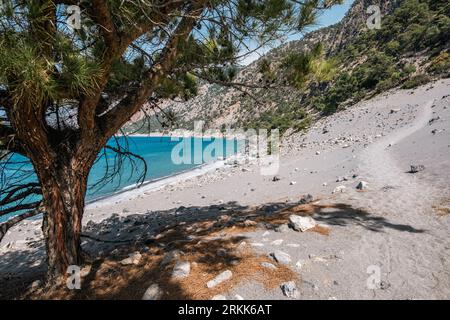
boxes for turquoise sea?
[0,136,239,222]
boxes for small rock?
[409,165,425,173]
[429,116,440,125]
[142,284,163,300]
[298,194,314,204]
[289,215,316,232]
[120,251,142,266]
[295,260,304,269]
[160,250,181,267]
[250,242,264,247]
[269,250,291,264]
[380,280,391,290]
[260,262,277,270]
[243,219,257,227]
[333,185,346,194]
[290,181,297,186]
[356,181,369,190]
[271,239,283,246]
[280,281,298,298]
[30,280,42,290]
[275,223,290,233]
[234,294,244,300]
[172,261,191,279]
[207,270,233,288]
[272,176,281,182]
[316,151,321,155]
[80,265,91,277]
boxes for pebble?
[356,181,369,190]
[172,261,191,279]
[333,185,346,194]
[142,284,163,300]
[260,262,277,270]
[120,251,142,266]
[269,250,291,264]
[280,281,298,298]
[207,270,233,288]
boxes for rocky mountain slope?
[126,0,449,133]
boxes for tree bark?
[37,156,91,278]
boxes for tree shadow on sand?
[0,197,425,299]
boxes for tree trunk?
[37,157,90,278]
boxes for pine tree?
[0,0,343,278]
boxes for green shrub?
[402,74,431,89]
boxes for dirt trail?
[355,99,450,299]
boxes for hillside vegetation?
[127,0,450,134]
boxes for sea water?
[0,136,238,222]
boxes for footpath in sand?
[1,79,449,299]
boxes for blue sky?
[240,0,355,65]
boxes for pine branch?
[0,204,43,243]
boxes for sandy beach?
[1,79,449,299]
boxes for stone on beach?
[271,239,283,245]
[30,280,42,290]
[160,250,181,267]
[260,262,277,270]
[120,251,142,266]
[333,185,346,194]
[289,215,316,232]
[275,223,290,233]
[356,181,369,190]
[142,284,163,300]
[298,194,314,204]
[281,281,298,298]
[244,219,257,227]
[172,260,191,279]
[409,164,425,173]
[269,250,291,265]
[207,270,233,288]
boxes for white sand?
[1,79,449,299]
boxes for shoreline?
[86,154,241,209]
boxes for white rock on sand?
[356,181,369,190]
[332,185,346,194]
[172,261,191,279]
[269,250,291,265]
[120,251,142,266]
[288,215,316,232]
[142,284,163,300]
[280,281,298,298]
[207,270,233,288]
